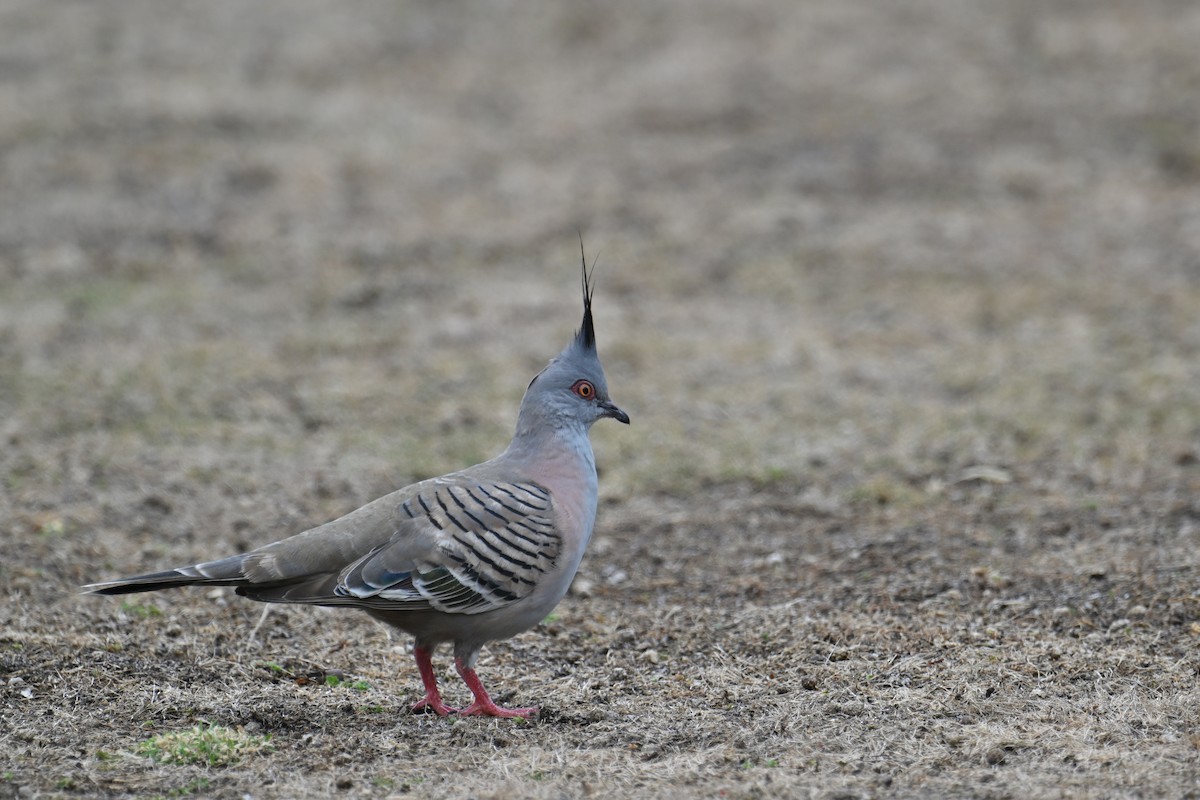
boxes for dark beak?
[600,400,630,425]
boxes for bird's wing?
[238,478,561,616]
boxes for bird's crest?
[575,234,597,353]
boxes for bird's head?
[517,243,630,434]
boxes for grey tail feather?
[576,233,596,351]
[82,555,250,595]
[235,576,346,605]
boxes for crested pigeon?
[84,250,628,718]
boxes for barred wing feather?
[336,481,560,615]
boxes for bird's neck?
[503,419,595,475]
[503,395,598,498]
[500,422,599,545]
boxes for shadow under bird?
[84,250,629,718]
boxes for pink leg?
[409,645,458,715]
[454,658,538,719]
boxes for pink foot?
[458,699,538,719]
[411,645,458,716]
[410,693,459,716]
[454,658,539,719]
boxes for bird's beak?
[600,400,630,425]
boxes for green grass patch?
[36,516,68,537]
[159,777,212,797]
[120,601,163,619]
[323,673,371,691]
[137,725,272,767]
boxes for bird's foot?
[457,700,539,719]
[410,693,459,716]
[453,657,538,718]
[411,645,458,715]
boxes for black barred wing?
[335,481,560,615]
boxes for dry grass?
[2,1,1200,798]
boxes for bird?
[84,246,629,719]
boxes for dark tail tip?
[82,569,199,595]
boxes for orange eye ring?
[571,379,596,400]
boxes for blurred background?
[2,0,1198,565]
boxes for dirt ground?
[2,1,1200,798]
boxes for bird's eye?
[571,379,596,399]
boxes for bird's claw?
[411,695,459,716]
[457,701,539,719]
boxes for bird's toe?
[411,696,459,716]
[458,701,539,719]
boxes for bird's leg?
[409,645,458,715]
[454,658,538,719]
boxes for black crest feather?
[576,234,597,352]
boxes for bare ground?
[2,1,1200,798]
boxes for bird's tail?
[81,555,250,595]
